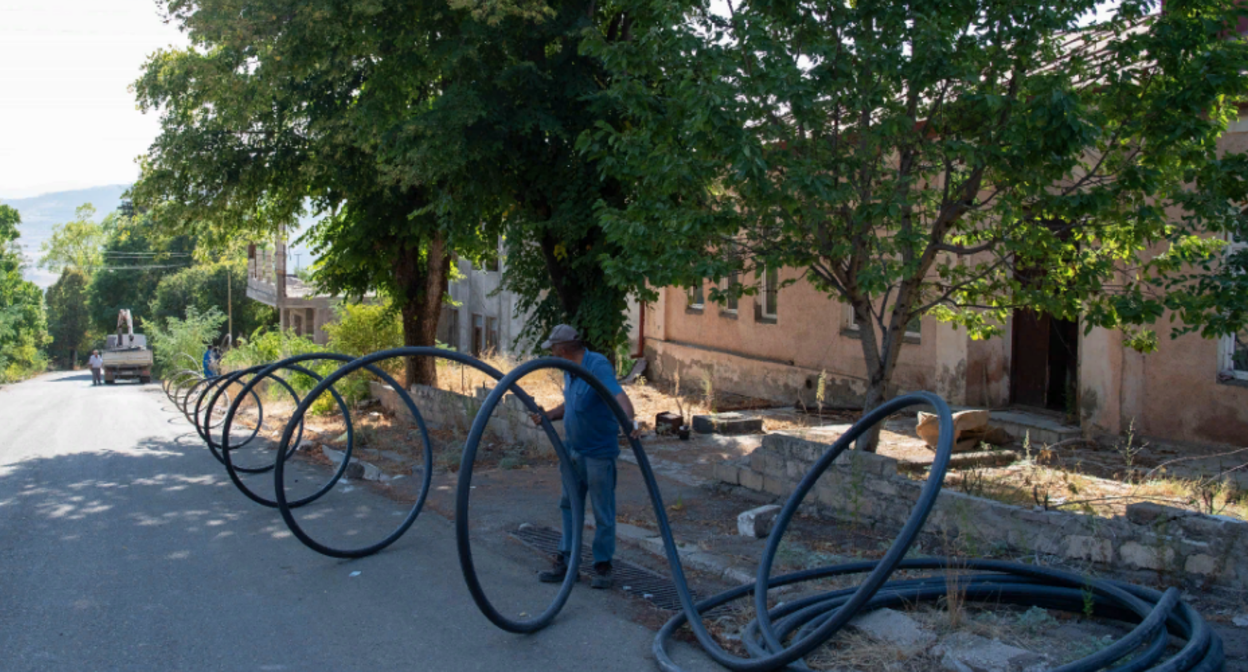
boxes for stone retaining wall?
[714,432,1248,590]
[369,381,554,449]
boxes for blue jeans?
[557,453,617,565]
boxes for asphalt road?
[0,371,719,672]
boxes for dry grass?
[935,441,1248,521]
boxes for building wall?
[643,124,1248,449]
[1078,127,1248,447]
[645,268,966,406]
[440,257,530,357]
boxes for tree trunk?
[394,232,451,388]
[852,304,906,453]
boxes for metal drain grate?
[512,524,727,616]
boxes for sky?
[0,0,188,199]
[0,0,1125,201]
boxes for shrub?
[147,306,226,377]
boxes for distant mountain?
[0,184,321,289]
[1,185,130,288]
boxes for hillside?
[0,184,320,289]
[0,185,130,288]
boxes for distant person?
[203,346,218,378]
[88,350,103,386]
[529,324,639,589]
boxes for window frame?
[723,270,740,315]
[845,305,922,340]
[687,281,705,312]
[761,267,779,319]
[1219,233,1248,380]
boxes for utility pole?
[227,263,233,346]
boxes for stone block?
[1063,535,1113,563]
[737,504,782,539]
[866,478,900,497]
[932,632,1047,672]
[1125,502,1187,526]
[916,409,989,447]
[1185,554,1220,577]
[1119,541,1175,571]
[1179,513,1247,543]
[762,475,788,497]
[848,608,937,656]
[739,468,765,492]
[713,462,741,486]
[692,412,764,435]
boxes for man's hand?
[530,408,544,426]
[627,420,641,440]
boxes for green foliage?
[147,305,226,377]
[86,207,197,335]
[221,329,372,414]
[147,257,274,343]
[221,328,324,369]
[0,204,51,382]
[587,0,1248,424]
[45,268,92,368]
[324,300,402,357]
[38,204,104,274]
[131,0,473,385]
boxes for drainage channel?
[512,525,730,617]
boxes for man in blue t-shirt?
[530,324,639,589]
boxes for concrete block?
[713,462,741,486]
[692,412,764,435]
[737,504,782,539]
[1125,502,1187,526]
[932,632,1047,672]
[761,475,788,497]
[1063,535,1114,563]
[1185,553,1220,576]
[849,608,937,657]
[739,468,765,492]
[1119,541,1175,571]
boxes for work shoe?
[590,561,613,590]
[538,553,570,583]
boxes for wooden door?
[1011,309,1050,407]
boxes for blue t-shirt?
[563,351,624,459]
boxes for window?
[688,281,704,311]
[445,309,460,351]
[762,267,779,318]
[472,314,484,356]
[846,306,921,339]
[724,270,740,313]
[1220,233,1247,380]
[485,316,499,353]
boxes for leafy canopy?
[587,0,1248,393]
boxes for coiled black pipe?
[458,358,1223,672]
[172,351,1224,672]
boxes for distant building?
[439,244,531,357]
[247,234,531,355]
[246,238,337,345]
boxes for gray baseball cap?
[541,324,580,350]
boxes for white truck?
[102,309,153,385]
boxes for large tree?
[588,0,1248,449]
[0,205,51,381]
[131,0,478,386]
[86,206,196,336]
[45,268,91,367]
[147,257,275,342]
[38,204,105,274]
[382,1,641,357]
